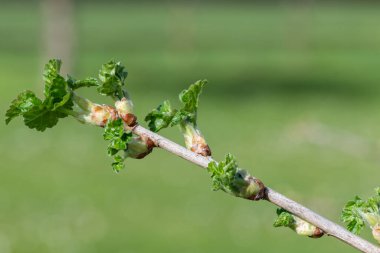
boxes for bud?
[125,135,155,159]
[72,94,118,127]
[115,97,136,126]
[81,104,118,127]
[293,217,324,238]
[274,208,324,238]
[72,93,94,112]
[181,123,211,156]
[372,224,380,244]
[233,169,265,200]
[360,211,380,228]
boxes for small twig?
[132,124,380,253]
[7,59,379,253]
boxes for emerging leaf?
[207,154,264,199]
[67,76,98,90]
[274,208,324,238]
[145,100,182,132]
[207,153,237,193]
[5,90,42,124]
[273,208,296,228]
[112,155,125,173]
[103,119,132,172]
[98,60,128,99]
[43,59,62,86]
[43,74,72,111]
[342,188,380,236]
[144,80,207,132]
[23,107,63,132]
[179,79,207,123]
[144,80,210,156]
[43,59,72,111]
[5,59,115,131]
[341,196,366,234]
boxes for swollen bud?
[84,105,118,127]
[372,225,380,244]
[125,135,155,159]
[293,216,324,238]
[73,94,118,127]
[181,123,211,157]
[115,97,136,126]
[274,209,324,238]
[233,169,265,200]
[207,154,265,201]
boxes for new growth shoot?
[145,80,211,157]
[6,59,147,172]
[5,59,380,253]
[274,208,324,238]
[342,188,380,244]
[207,154,265,200]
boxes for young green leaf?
[43,59,73,112]
[144,80,210,156]
[6,89,69,131]
[342,188,380,235]
[111,155,125,173]
[207,153,238,193]
[7,60,74,131]
[179,79,207,123]
[5,59,106,131]
[67,76,98,90]
[43,75,73,111]
[5,90,42,124]
[274,208,296,228]
[103,118,132,172]
[144,80,206,132]
[98,60,128,100]
[43,59,62,86]
[207,154,264,199]
[23,107,64,131]
[145,100,182,132]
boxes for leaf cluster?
[103,118,132,172]
[145,80,206,132]
[98,60,128,100]
[6,59,133,132]
[341,188,380,234]
[273,208,296,228]
[207,154,239,194]
[5,59,97,131]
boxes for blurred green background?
[1,1,380,252]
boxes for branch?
[132,124,380,253]
[6,59,380,252]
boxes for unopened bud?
[360,211,380,228]
[125,135,155,159]
[372,224,380,244]
[115,97,136,126]
[181,124,211,156]
[233,169,265,200]
[294,217,324,238]
[80,104,118,127]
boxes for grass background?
[0,1,380,252]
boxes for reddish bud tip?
[309,228,324,238]
[246,177,266,201]
[121,113,137,127]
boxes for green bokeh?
[1,2,379,252]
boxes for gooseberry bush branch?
[5,59,380,253]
